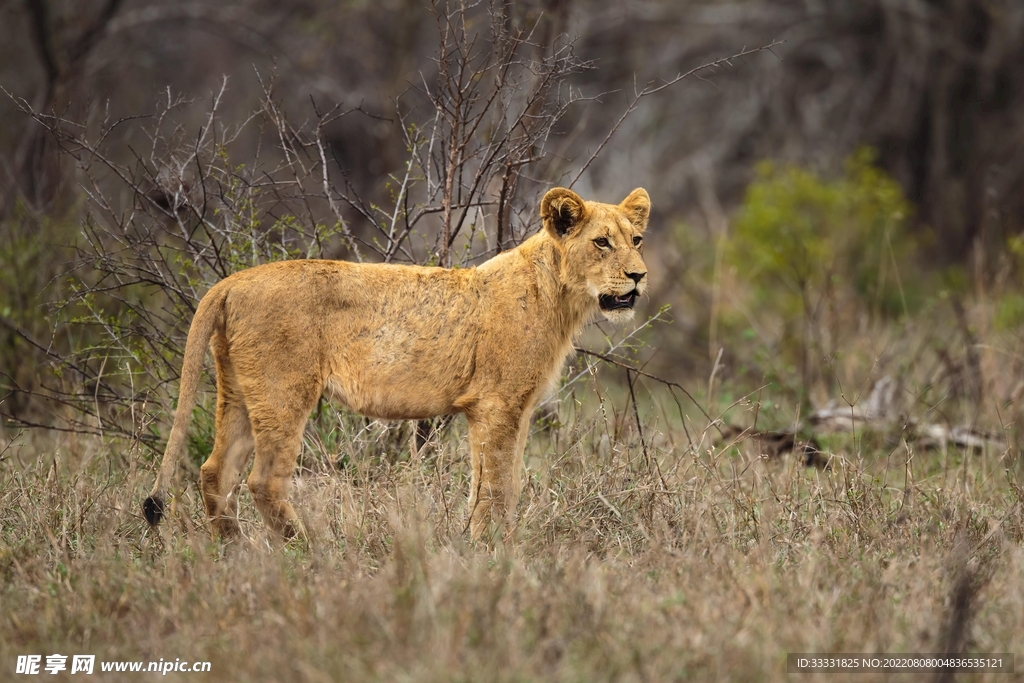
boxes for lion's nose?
[626,271,646,284]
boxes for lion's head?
[541,187,651,322]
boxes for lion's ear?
[541,188,587,238]
[620,188,651,232]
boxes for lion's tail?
[143,286,227,526]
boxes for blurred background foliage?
[2,0,1024,436]
[732,148,915,322]
[723,148,920,396]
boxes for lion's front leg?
[466,405,531,542]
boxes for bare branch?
[569,39,784,188]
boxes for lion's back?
[207,259,485,418]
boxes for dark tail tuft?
[143,496,164,526]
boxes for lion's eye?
[594,237,610,249]
[633,236,642,247]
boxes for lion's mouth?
[599,290,638,311]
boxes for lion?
[143,186,651,541]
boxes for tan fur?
[144,187,652,541]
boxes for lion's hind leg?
[199,403,253,540]
[246,418,311,540]
[199,348,254,541]
[241,378,320,541]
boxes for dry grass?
[2,372,1023,683]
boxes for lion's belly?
[323,326,476,420]
[323,368,464,420]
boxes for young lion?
[143,187,651,541]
